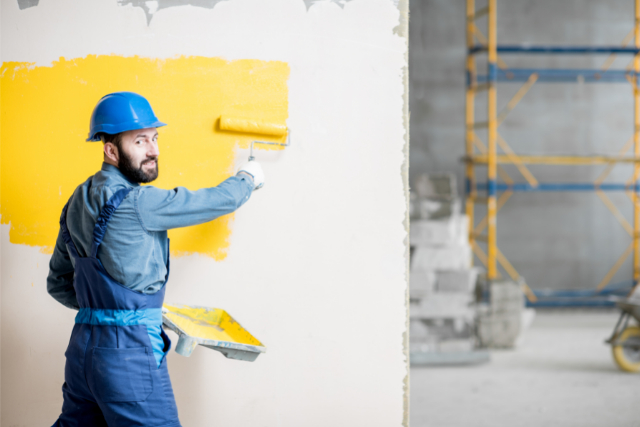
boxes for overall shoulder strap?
[60,201,80,259]
[90,187,134,258]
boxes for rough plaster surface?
[411,0,639,291]
[397,0,409,424]
[1,0,408,426]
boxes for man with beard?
[47,92,263,427]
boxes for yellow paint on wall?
[0,55,289,259]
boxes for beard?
[118,150,159,184]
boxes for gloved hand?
[237,160,265,190]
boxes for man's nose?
[149,141,160,157]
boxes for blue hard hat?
[86,92,167,142]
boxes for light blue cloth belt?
[75,308,165,366]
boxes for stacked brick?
[409,174,480,356]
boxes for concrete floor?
[411,310,640,427]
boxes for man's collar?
[100,162,140,187]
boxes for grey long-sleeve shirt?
[47,162,254,309]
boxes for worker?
[47,91,263,427]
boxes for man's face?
[117,128,159,183]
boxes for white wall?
[0,0,409,426]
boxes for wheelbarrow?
[605,290,640,372]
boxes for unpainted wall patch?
[304,0,399,9]
[115,0,400,25]
[17,0,400,20]
[118,0,227,24]
[303,0,348,8]
[17,0,39,10]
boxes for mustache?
[141,157,158,165]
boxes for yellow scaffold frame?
[465,0,640,302]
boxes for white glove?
[237,160,265,190]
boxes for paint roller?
[219,115,291,161]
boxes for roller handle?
[248,141,255,161]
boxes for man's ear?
[104,143,119,164]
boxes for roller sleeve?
[220,115,287,137]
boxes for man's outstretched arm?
[135,173,257,232]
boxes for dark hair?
[100,132,124,151]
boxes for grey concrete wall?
[410,0,638,290]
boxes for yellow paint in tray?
[0,55,289,259]
[163,304,262,346]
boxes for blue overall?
[53,188,182,427]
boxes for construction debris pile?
[409,174,533,365]
[409,174,483,364]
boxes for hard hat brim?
[86,120,167,142]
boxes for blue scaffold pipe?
[470,45,640,55]
[526,299,617,308]
[523,282,633,308]
[488,63,498,83]
[533,282,633,298]
[477,69,637,83]
[475,183,640,192]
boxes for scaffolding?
[465,0,640,302]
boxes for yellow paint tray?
[162,304,266,362]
